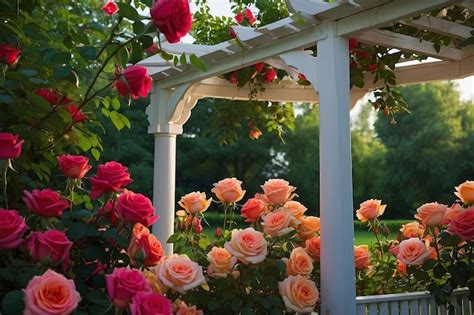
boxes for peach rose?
[241,198,266,223]
[143,269,168,294]
[284,201,307,219]
[283,247,314,277]
[392,238,435,266]
[354,245,370,270]
[394,260,407,277]
[399,221,425,238]
[279,275,319,313]
[128,223,164,267]
[447,206,474,241]
[261,179,296,205]
[207,247,237,278]
[211,178,245,203]
[443,203,463,225]
[155,254,205,293]
[176,301,204,315]
[355,199,386,222]
[298,216,320,239]
[24,269,80,315]
[262,208,295,237]
[224,228,267,264]
[178,192,212,215]
[455,181,474,203]
[415,202,447,226]
[304,236,320,261]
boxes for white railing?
[356,288,472,315]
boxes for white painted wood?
[410,299,420,315]
[317,22,356,315]
[419,298,428,315]
[357,29,462,61]
[430,299,437,315]
[390,301,399,315]
[400,301,409,315]
[461,295,470,314]
[337,0,460,36]
[438,304,447,315]
[285,0,342,15]
[368,303,378,315]
[450,295,461,314]
[357,304,367,315]
[279,50,319,88]
[379,302,389,315]
[402,16,474,40]
[461,0,474,11]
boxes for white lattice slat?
[410,299,420,315]
[438,304,447,315]
[450,295,461,314]
[357,304,367,315]
[400,300,409,315]
[429,299,437,315]
[379,302,389,315]
[230,26,273,47]
[461,295,470,314]
[390,301,399,315]
[368,303,378,315]
[402,16,474,40]
[419,298,428,315]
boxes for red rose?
[115,65,152,100]
[254,62,264,73]
[102,0,119,16]
[448,207,474,241]
[89,161,133,199]
[64,104,86,122]
[23,189,69,217]
[145,43,159,55]
[116,190,158,227]
[244,8,256,26]
[35,88,60,106]
[56,155,92,179]
[99,200,120,226]
[241,198,266,222]
[348,37,358,51]
[0,209,27,249]
[355,50,370,59]
[367,63,377,73]
[0,44,21,66]
[234,12,244,24]
[151,0,192,44]
[106,267,151,308]
[26,230,73,269]
[229,72,238,84]
[264,68,277,83]
[0,133,24,159]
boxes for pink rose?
[176,301,204,315]
[443,203,463,225]
[262,208,295,237]
[0,209,27,249]
[56,154,92,179]
[354,245,370,270]
[155,254,205,293]
[261,179,296,205]
[392,238,435,266]
[284,201,307,219]
[151,0,192,43]
[145,43,159,55]
[178,191,212,215]
[241,198,266,223]
[447,206,474,241]
[24,269,80,315]
[0,44,21,66]
[130,291,172,315]
[23,188,69,217]
[116,190,158,227]
[115,65,152,99]
[279,275,319,313]
[26,230,73,269]
[211,177,246,203]
[207,247,237,278]
[34,88,60,106]
[102,0,119,16]
[283,247,314,277]
[89,161,133,199]
[304,236,320,261]
[224,228,267,264]
[64,104,87,123]
[415,202,447,226]
[355,199,386,222]
[454,181,474,204]
[106,267,151,308]
[0,133,24,159]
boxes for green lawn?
[354,230,398,245]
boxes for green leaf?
[78,46,97,60]
[117,3,141,21]
[2,290,25,315]
[198,237,211,250]
[27,92,53,112]
[86,290,110,306]
[91,148,100,161]
[160,51,173,61]
[190,54,208,72]
[180,53,187,65]
[139,35,154,49]
[109,111,131,131]
[111,97,121,110]
[130,40,143,64]
[0,93,14,104]
[53,65,73,80]
[133,21,146,34]
[67,221,88,240]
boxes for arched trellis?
[138,1,474,314]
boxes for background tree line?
[99,82,474,218]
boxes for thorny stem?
[3,161,8,209]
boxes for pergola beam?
[149,0,459,89]
[401,16,474,40]
[357,29,463,61]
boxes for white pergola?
[138,1,474,314]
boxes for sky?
[188,0,474,102]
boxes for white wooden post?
[317,22,356,315]
[146,84,198,254]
